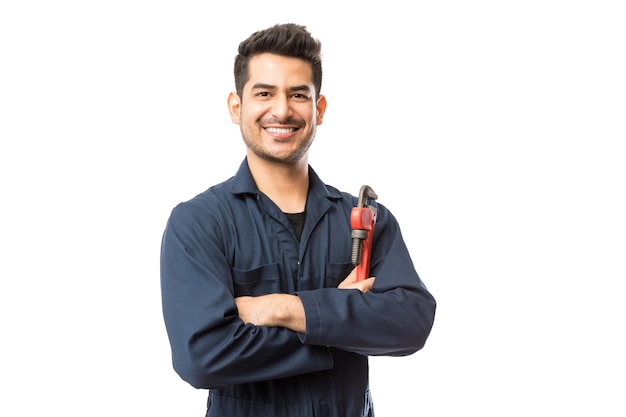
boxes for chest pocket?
[232,263,282,296]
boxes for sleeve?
[160,201,333,389]
[297,204,437,356]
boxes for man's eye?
[292,93,310,100]
[256,92,270,97]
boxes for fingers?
[358,277,376,293]
[337,268,358,289]
[338,275,375,292]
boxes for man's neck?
[247,153,309,213]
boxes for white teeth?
[266,127,295,133]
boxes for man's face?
[228,53,326,164]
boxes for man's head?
[228,24,327,166]
[234,23,322,100]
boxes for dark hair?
[234,23,322,99]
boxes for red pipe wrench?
[350,185,378,282]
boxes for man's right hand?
[337,268,375,293]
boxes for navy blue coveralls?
[160,158,436,417]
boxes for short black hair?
[233,23,323,98]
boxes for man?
[160,23,436,417]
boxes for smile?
[265,127,297,133]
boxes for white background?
[1,1,625,416]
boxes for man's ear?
[228,92,241,125]
[316,94,327,125]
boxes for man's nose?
[271,95,292,120]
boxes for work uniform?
[160,158,436,417]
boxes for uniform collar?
[230,157,343,201]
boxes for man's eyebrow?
[288,85,312,93]
[251,83,276,90]
[250,83,311,93]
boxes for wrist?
[274,294,305,333]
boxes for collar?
[229,157,343,201]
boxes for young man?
[160,23,436,417]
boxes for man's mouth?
[265,127,297,134]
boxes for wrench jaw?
[356,185,378,208]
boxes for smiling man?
[160,23,436,417]
[231,53,323,164]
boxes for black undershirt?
[284,211,305,241]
